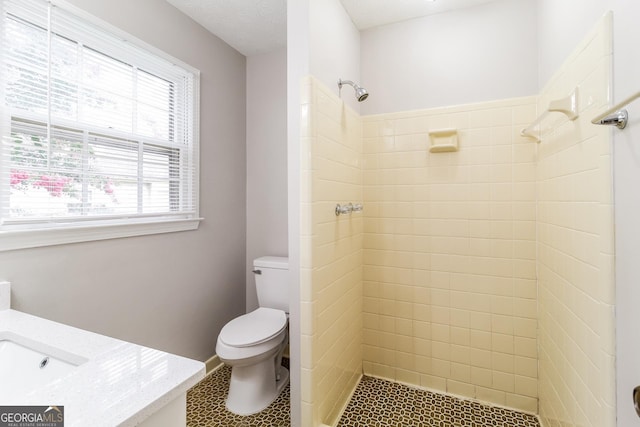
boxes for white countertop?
[0,308,205,426]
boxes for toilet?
[215,256,289,415]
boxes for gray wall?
[309,0,361,113]
[536,0,609,89]
[360,0,538,115]
[246,49,288,311]
[0,0,247,362]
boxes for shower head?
[354,86,369,102]
[338,79,369,102]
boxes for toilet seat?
[219,307,287,348]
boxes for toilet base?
[275,366,289,399]
[225,360,290,416]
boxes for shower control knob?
[335,203,353,216]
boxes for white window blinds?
[0,0,199,229]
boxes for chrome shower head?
[338,79,369,102]
[354,86,369,102]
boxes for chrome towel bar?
[592,90,640,130]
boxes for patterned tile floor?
[338,376,541,427]
[187,361,290,427]
[187,365,539,427]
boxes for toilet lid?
[219,307,287,348]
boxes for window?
[0,0,200,250]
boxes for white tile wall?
[298,15,615,426]
[361,96,539,413]
[536,13,615,427]
[300,77,363,426]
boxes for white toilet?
[215,256,289,415]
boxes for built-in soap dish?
[429,128,458,153]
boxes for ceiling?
[165,0,287,56]
[166,0,501,56]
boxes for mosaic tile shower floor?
[338,376,540,427]
[187,367,540,427]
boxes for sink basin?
[0,281,205,426]
[0,332,87,400]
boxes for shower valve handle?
[335,203,353,216]
[335,203,363,216]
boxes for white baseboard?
[204,354,223,375]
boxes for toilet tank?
[253,256,289,313]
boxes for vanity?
[0,282,205,426]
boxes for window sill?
[0,217,203,252]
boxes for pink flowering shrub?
[10,170,29,186]
[11,169,72,197]
[32,174,71,197]
[103,181,114,195]
[10,134,119,202]
[10,168,116,200]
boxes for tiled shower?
[361,96,539,412]
[299,13,615,427]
